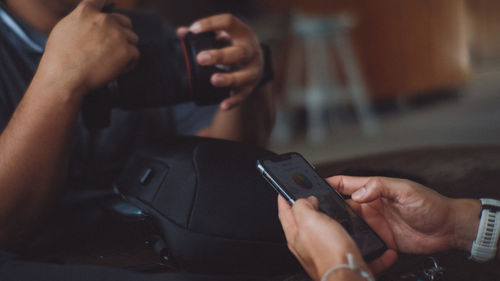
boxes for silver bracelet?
[320,253,374,281]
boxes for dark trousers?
[0,252,272,281]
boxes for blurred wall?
[257,0,470,100]
[468,0,500,63]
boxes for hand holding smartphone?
[257,152,387,261]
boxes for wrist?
[316,248,367,280]
[34,62,88,94]
[323,268,368,281]
[35,55,90,99]
[452,198,481,251]
[319,253,373,281]
[30,69,86,106]
[317,255,349,279]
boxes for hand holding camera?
[179,14,265,110]
[37,0,139,97]
[43,1,270,128]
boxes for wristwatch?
[470,198,500,262]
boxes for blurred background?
[116,0,500,165]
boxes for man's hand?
[36,0,139,96]
[327,176,482,256]
[278,196,384,281]
[178,14,264,110]
[0,0,139,249]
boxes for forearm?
[197,84,275,146]
[0,72,84,249]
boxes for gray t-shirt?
[0,3,217,187]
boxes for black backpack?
[115,137,299,275]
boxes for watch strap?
[470,198,500,262]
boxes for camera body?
[83,12,230,129]
[112,31,229,108]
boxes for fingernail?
[189,23,202,33]
[213,76,226,86]
[198,53,211,64]
[352,187,366,200]
[220,102,231,110]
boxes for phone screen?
[258,153,387,261]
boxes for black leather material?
[115,137,299,275]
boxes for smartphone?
[257,152,387,261]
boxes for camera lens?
[113,29,229,108]
[181,32,230,105]
[83,17,230,129]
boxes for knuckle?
[110,28,123,41]
[213,51,224,63]
[400,179,417,192]
[130,34,140,45]
[294,198,307,209]
[239,46,251,60]
[127,29,139,42]
[400,178,413,186]
[250,67,260,79]
[337,176,346,193]
[244,25,252,33]
[225,75,235,86]
[240,23,252,34]
[119,16,133,28]
[104,14,116,25]
[364,178,376,190]
[130,46,140,59]
[134,35,140,45]
[372,177,383,188]
[94,13,109,25]
[77,1,92,13]
[231,75,242,86]
[221,14,235,26]
[122,16,132,26]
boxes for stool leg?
[304,35,332,143]
[271,37,303,144]
[333,32,379,135]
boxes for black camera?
[82,15,230,129]
[112,31,229,108]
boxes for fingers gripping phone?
[257,152,387,261]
